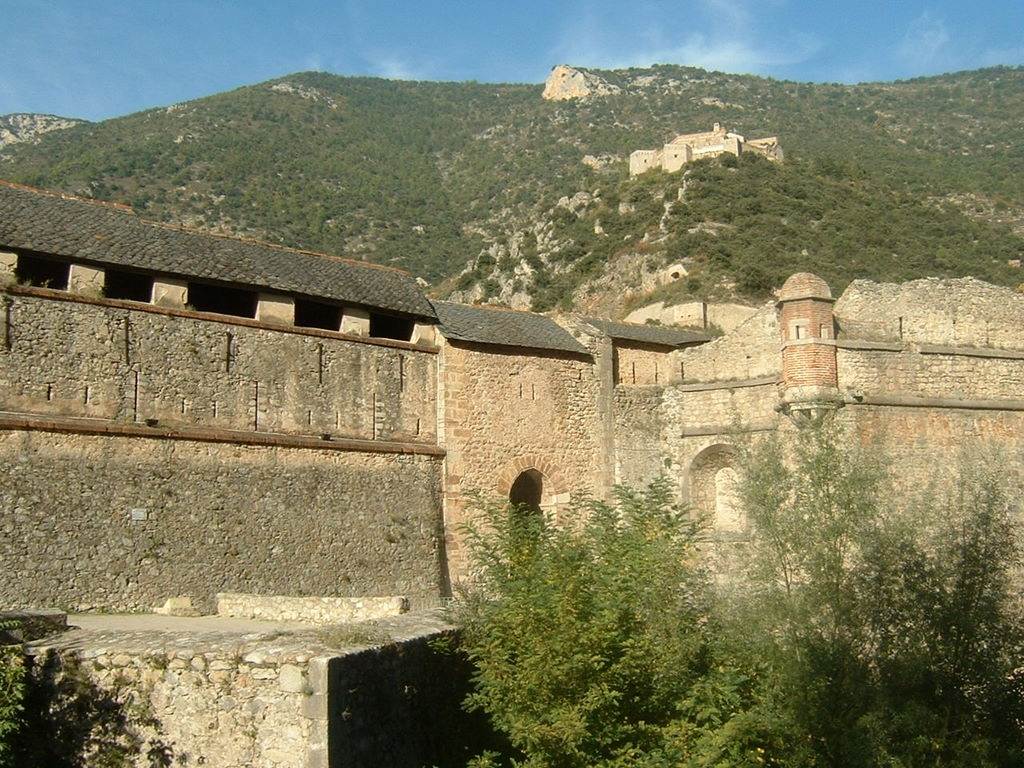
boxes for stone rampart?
[676,304,780,383]
[0,429,445,613]
[614,342,682,386]
[21,612,485,768]
[0,287,437,443]
[612,386,666,488]
[834,277,1024,348]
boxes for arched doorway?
[509,469,543,512]
[688,444,745,535]
[713,466,742,532]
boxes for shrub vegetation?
[458,424,1024,767]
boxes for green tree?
[732,422,1024,767]
[456,481,735,767]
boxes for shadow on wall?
[12,652,181,767]
[327,632,504,768]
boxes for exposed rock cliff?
[542,65,621,101]
[0,113,85,149]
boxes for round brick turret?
[777,272,840,417]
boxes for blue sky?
[2,0,1023,121]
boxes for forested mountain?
[2,65,1022,314]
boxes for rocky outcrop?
[0,113,85,149]
[542,65,620,101]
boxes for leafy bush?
[732,422,1024,767]
[456,481,750,767]
[0,628,24,768]
[458,424,1024,767]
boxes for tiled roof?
[582,317,710,348]
[0,181,435,319]
[432,301,590,355]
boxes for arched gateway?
[498,456,570,519]
[509,468,544,511]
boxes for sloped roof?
[582,317,711,348]
[0,181,435,319]
[432,301,590,355]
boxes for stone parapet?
[22,611,472,768]
[216,593,410,624]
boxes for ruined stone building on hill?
[2,178,1024,615]
[629,123,783,176]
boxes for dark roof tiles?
[581,317,710,347]
[0,181,435,318]
[432,301,590,355]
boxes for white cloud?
[898,12,951,67]
[365,54,429,81]
[549,0,818,75]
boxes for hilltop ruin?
[630,123,783,175]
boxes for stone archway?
[687,443,745,534]
[509,468,544,512]
[498,455,570,521]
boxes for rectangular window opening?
[105,269,153,302]
[15,254,69,290]
[369,313,414,342]
[188,282,257,318]
[295,298,342,331]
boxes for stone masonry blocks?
[256,293,296,325]
[151,276,189,308]
[0,251,16,285]
[68,263,105,296]
[341,306,370,336]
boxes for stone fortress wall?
[5,180,1024,611]
[630,123,783,176]
[437,332,610,576]
[8,179,1024,768]
[832,278,1024,494]
[0,283,447,613]
[0,182,451,614]
[614,273,1024,539]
